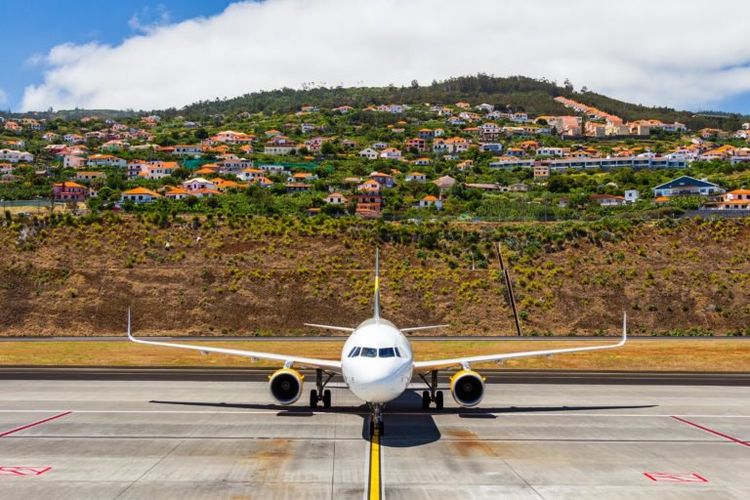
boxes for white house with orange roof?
[0,149,34,163]
[237,168,265,182]
[165,187,190,200]
[121,187,161,204]
[183,177,216,192]
[419,195,443,209]
[406,172,427,182]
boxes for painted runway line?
[672,415,750,448]
[367,428,383,500]
[0,411,72,438]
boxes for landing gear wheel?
[369,420,375,437]
[422,390,431,410]
[322,389,332,408]
[309,389,319,408]
[435,391,444,410]
[379,421,385,436]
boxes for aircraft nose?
[351,379,403,403]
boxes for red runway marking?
[644,472,708,483]
[671,416,750,448]
[0,466,51,477]
[0,411,72,438]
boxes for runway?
[0,377,748,499]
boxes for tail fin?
[374,248,381,320]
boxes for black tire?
[322,389,332,408]
[435,391,444,410]
[309,389,319,408]
[369,420,375,437]
[379,421,385,436]
[421,390,431,410]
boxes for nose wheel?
[369,403,385,436]
[419,370,444,410]
[309,369,334,408]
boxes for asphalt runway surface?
[0,372,748,499]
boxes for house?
[369,171,395,188]
[121,187,161,204]
[52,182,87,202]
[359,147,379,160]
[183,177,216,192]
[209,130,255,145]
[653,176,725,198]
[419,195,443,209]
[379,148,402,160]
[711,189,750,210]
[480,143,504,154]
[417,129,435,140]
[191,188,221,198]
[139,161,179,180]
[533,165,550,179]
[508,183,530,192]
[87,154,126,168]
[289,172,317,183]
[536,147,566,157]
[412,158,432,166]
[406,172,427,182]
[164,187,191,200]
[63,133,84,144]
[590,194,626,207]
[237,168,265,181]
[285,182,312,193]
[624,190,640,203]
[212,178,242,192]
[405,137,428,152]
[172,144,203,156]
[0,149,34,163]
[63,155,87,169]
[323,192,348,205]
[75,171,107,182]
[251,176,274,188]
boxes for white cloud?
[20,0,750,112]
[128,4,171,34]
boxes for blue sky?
[0,0,231,111]
[2,0,750,114]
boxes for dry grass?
[0,339,748,372]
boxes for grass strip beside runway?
[0,339,749,371]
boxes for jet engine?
[449,369,485,407]
[269,368,304,405]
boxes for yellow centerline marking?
[368,429,382,500]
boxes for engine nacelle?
[450,369,485,407]
[269,368,304,405]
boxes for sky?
[1,0,750,114]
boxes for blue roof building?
[653,176,725,198]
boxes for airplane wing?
[413,313,627,373]
[126,310,341,371]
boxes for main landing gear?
[369,403,385,436]
[419,370,444,410]
[309,369,334,409]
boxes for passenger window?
[361,347,377,358]
[379,348,395,358]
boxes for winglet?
[373,247,381,320]
[126,308,134,341]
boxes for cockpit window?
[361,347,377,358]
[379,347,395,358]
[348,346,361,358]
[394,347,401,357]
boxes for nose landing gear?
[369,403,385,436]
[419,370,444,410]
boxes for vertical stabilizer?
[374,248,381,320]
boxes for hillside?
[1,214,749,337]
[8,75,748,130]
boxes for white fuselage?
[340,318,413,404]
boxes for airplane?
[127,249,627,436]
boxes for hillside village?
[2,91,750,221]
